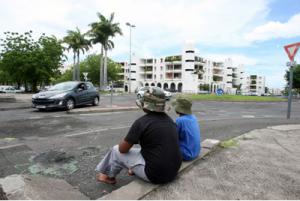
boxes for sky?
[1,0,300,89]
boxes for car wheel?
[66,98,75,110]
[92,97,99,106]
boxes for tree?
[89,12,122,89]
[55,54,122,87]
[55,69,73,83]
[285,64,300,95]
[0,31,64,91]
[63,27,91,81]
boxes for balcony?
[141,58,154,64]
[213,70,223,77]
[193,69,204,75]
[213,62,223,67]
[213,75,223,82]
[195,56,205,63]
[165,55,182,62]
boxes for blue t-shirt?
[176,114,201,161]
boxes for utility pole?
[287,61,295,119]
[126,22,135,93]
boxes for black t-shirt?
[125,112,182,184]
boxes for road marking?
[242,115,255,118]
[28,116,42,119]
[110,126,131,130]
[79,112,125,116]
[65,128,108,137]
[65,125,131,138]
[0,143,25,150]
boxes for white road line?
[65,128,108,137]
[0,143,25,150]
[65,125,131,137]
[110,126,131,130]
[79,112,125,116]
[242,115,255,118]
[28,116,42,120]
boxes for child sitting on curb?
[172,96,201,161]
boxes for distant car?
[136,87,172,100]
[0,86,24,93]
[32,81,100,111]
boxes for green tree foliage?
[285,64,300,94]
[0,31,64,91]
[88,12,122,89]
[54,69,73,83]
[56,54,121,86]
[63,27,91,81]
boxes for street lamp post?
[126,22,135,93]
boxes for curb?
[0,105,31,111]
[99,139,220,200]
[66,106,139,114]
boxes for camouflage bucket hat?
[171,96,192,114]
[136,87,166,112]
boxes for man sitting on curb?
[95,87,182,184]
[172,96,201,161]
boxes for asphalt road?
[0,95,300,199]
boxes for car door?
[86,82,97,102]
[75,83,89,104]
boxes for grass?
[183,94,287,102]
[219,139,238,148]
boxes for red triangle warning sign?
[284,42,300,61]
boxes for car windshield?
[48,82,77,91]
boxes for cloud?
[245,13,300,42]
[0,0,271,57]
[88,0,271,58]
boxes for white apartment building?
[269,88,282,96]
[241,74,266,96]
[118,44,247,94]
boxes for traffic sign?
[284,42,300,61]
[216,88,224,96]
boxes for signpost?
[83,72,88,82]
[284,42,300,119]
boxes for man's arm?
[119,140,133,153]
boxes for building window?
[185,50,194,53]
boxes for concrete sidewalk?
[142,124,300,200]
[1,125,299,199]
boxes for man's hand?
[118,140,133,153]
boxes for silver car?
[136,87,172,100]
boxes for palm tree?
[89,12,122,89]
[63,27,91,81]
